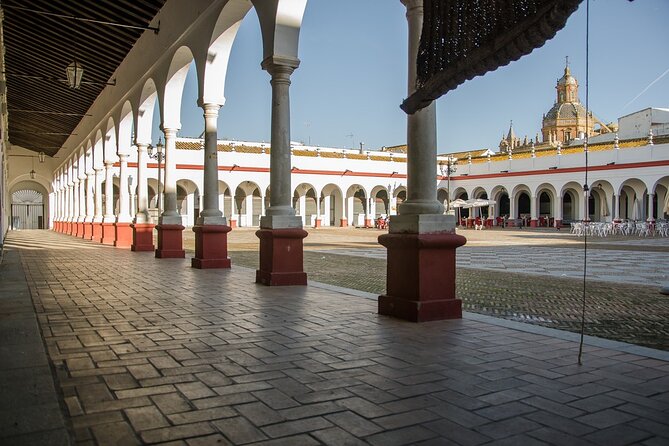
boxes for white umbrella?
[450,198,467,209]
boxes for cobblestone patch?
[229,250,669,351]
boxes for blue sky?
[164,0,669,154]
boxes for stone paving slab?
[4,230,669,445]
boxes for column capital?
[261,56,300,78]
[135,142,149,152]
[94,167,104,173]
[201,102,221,118]
[117,153,129,161]
[162,127,179,138]
[401,0,423,13]
[104,161,114,168]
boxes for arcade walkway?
[1,231,668,445]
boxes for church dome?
[544,102,587,121]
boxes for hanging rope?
[577,0,590,366]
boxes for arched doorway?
[11,190,44,229]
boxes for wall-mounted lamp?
[38,151,45,163]
[500,170,509,173]
[30,169,36,179]
[66,60,84,89]
[607,161,615,166]
[548,166,558,170]
[230,164,239,172]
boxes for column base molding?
[155,224,185,258]
[114,222,133,248]
[378,232,466,322]
[530,219,538,228]
[131,223,155,252]
[255,228,308,286]
[191,224,231,269]
[101,223,116,245]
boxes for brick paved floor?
[221,228,669,351]
[2,230,669,445]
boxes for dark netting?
[401,0,582,114]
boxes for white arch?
[162,46,196,129]
[252,0,308,63]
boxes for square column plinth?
[131,223,155,252]
[92,223,103,243]
[114,223,133,248]
[378,232,467,322]
[83,222,93,240]
[256,228,308,286]
[155,224,185,258]
[101,223,115,245]
[192,225,232,269]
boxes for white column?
[135,143,150,223]
[116,154,131,222]
[260,59,301,229]
[613,194,619,221]
[160,127,181,223]
[198,103,225,225]
[397,0,442,218]
[245,194,254,227]
[103,162,115,223]
[260,191,266,216]
[316,195,321,223]
[72,178,80,223]
[298,195,306,225]
[85,172,95,223]
[530,195,538,221]
[66,183,73,222]
[346,196,354,226]
[509,194,516,220]
[555,195,563,222]
[94,168,104,222]
[648,193,655,222]
[78,174,86,222]
[323,195,331,226]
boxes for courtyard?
[1,228,668,445]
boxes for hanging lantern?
[66,60,84,89]
[38,151,46,163]
[29,169,36,179]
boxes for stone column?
[256,58,307,286]
[101,162,116,245]
[113,153,133,248]
[648,193,655,222]
[155,127,185,258]
[66,182,73,234]
[378,0,465,322]
[298,195,306,226]
[77,173,86,237]
[84,171,95,239]
[530,195,538,227]
[131,142,155,251]
[71,177,80,236]
[191,104,231,268]
[346,196,354,226]
[365,196,373,228]
[92,168,104,242]
[323,195,331,226]
[555,195,563,229]
[612,194,620,222]
[314,194,322,228]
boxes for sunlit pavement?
[1,229,668,445]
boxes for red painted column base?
[255,228,308,286]
[83,222,93,240]
[155,224,185,258]
[101,223,116,245]
[131,223,155,252]
[530,219,538,228]
[314,218,322,228]
[364,218,373,228]
[74,222,82,237]
[554,219,562,229]
[92,223,104,243]
[378,232,467,322]
[65,222,72,235]
[192,225,232,269]
[229,219,237,229]
[340,218,348,227]
[114,222,133,248]
[68,222,76,235]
